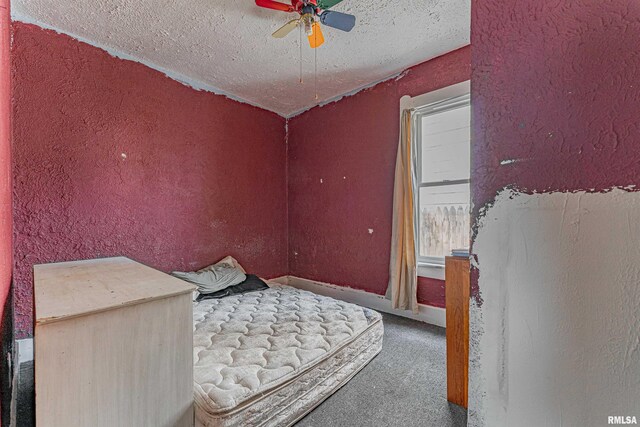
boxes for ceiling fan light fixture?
[260,0,355,47]
[303,14,314,36]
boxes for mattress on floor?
[192,285,383,427]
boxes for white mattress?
[192,285,383,427]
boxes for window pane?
[418,184,470,259]
[421,105,470,183]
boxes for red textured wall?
[287,47,470,306]
[11,23,288,338]
[471,0,640,300]
[416,276,446,309]
[472,0,640,211]
[0,0,11,392]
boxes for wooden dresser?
[34,257,196,427]
[445,256,470,408]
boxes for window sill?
[417,263,445,280]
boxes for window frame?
[399,81,471,278]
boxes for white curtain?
[387,110,418,314]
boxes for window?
[414,92,470,266]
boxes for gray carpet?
[16,313,466,427]
[16,361,34,427]
[296,313,467,427]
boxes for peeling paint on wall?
[470,0,640,424]
[471,189,640,426]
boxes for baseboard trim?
[17,339,33,364]
[285,276,446,328]
[267,275,289,285]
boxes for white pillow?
[213,256,247,274]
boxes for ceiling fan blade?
[272,19,300,38]
[317,0,345,10]
[255,0,294,12]
[308,22,325,49]
[319,10,356,32]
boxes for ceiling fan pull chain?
[315,44,318,100]
[299,23,303,84]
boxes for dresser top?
[34,257,195,326]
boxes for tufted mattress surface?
[192,285,383,427]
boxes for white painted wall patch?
[469,188,640,427]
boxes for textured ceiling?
[12,0,470,116]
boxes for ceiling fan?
[255,0,356,49]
